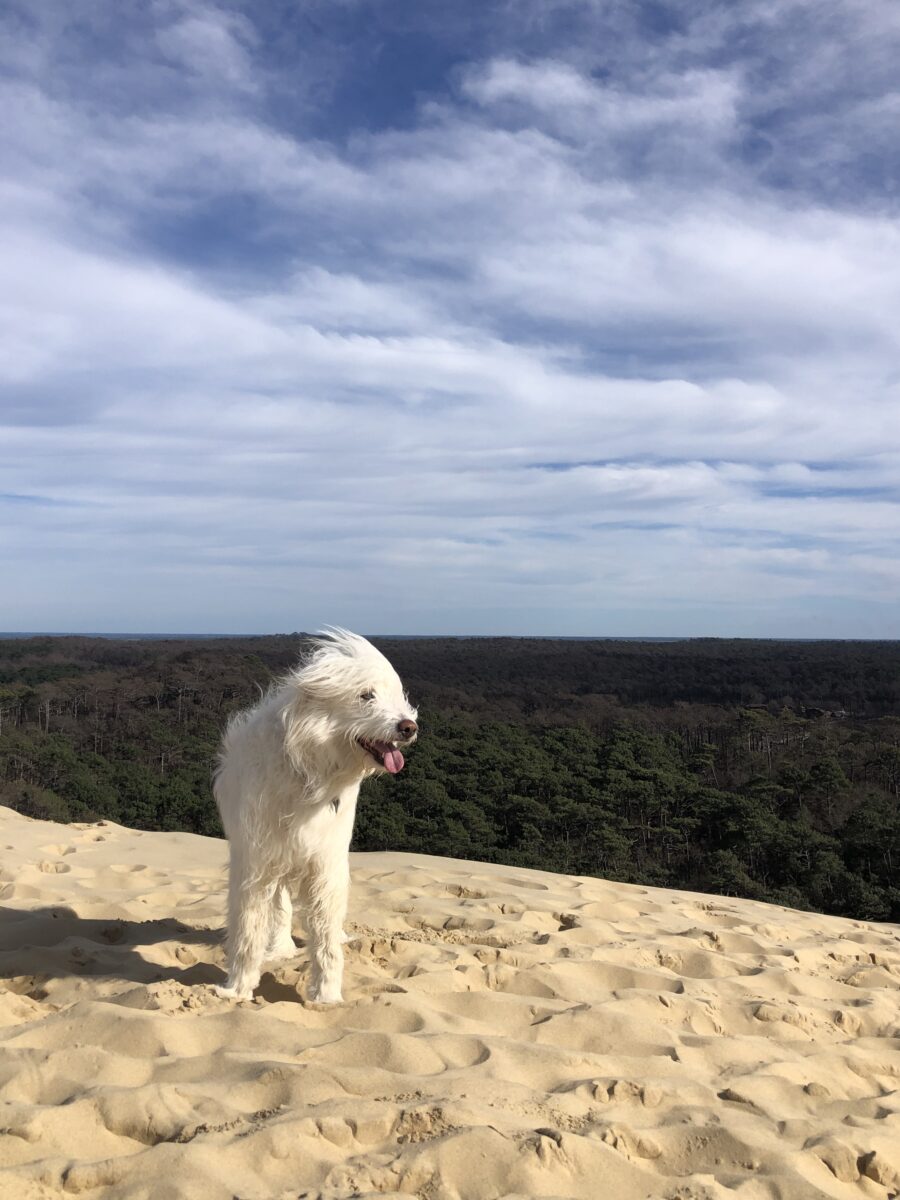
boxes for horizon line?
[0,631,898,644]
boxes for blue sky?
[1,0,898,637]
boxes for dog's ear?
[281,688,312,775]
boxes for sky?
[1,0,899,638]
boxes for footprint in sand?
[99,924,127,944]
[446,884,489,900]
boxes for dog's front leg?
[302,857,349,1003]
[217,871,276,1001]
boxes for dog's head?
[282,627,418,777]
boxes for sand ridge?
[1,806,899,1200]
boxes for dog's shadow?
[0,905,316,1004]
[0,904,231,992]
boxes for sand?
[1,806,899,1200]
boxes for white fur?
[213,628,417,1002]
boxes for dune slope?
[1,807,899,1200]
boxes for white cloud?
[155,7,259,93]
[462,58,741,139]
[0,1,898,635]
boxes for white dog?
[213,628,418,1003]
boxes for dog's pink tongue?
[383,748,405,774]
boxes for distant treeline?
[1,635,898,921]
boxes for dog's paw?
[307,982,343,1004]
[214,983,254,1002]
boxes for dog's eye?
[359,690,376,702]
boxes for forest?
[1,634,898,922]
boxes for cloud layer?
[1,0,898,635]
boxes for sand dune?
[1,807,899,1200]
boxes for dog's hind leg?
[301,857,349,1004]
[265,883,296,961]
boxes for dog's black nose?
[397,718,417,739]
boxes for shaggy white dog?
[214,629,418,1002]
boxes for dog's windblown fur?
[214,629,418,1002]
